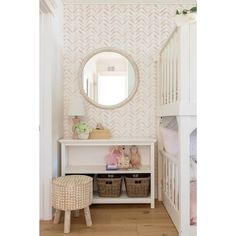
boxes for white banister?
[190,23,197,103]
[159,23,196,110]
[177,25,190,103]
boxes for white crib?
[157,23,197,236]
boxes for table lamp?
[68,96,85,139]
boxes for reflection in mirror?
[81,50,138,108]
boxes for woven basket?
[97,174,122,197]
[89,129,111,139]
[125,174,150,197]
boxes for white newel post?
[177,116,191,236]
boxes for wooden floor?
[40,201,178,236]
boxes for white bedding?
[160,127,179,156]
[190,129,197,157]
[160,121,197,181]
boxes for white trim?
[157,102,196,116]
[63,0,196,5]
[40,13,53,220]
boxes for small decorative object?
[105,146,121,169]
[68,95,85,139]
[175,6,197,26]
[74,122,92,140]
[89,123,111,139]
[117,146,131,169]
[105,145,131,170]
[129,145,141,169]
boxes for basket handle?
[106,181,112,184]
[135,180,142,184]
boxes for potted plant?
[175,6,197,26]
[74,122,92,139]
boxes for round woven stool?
[52,175,93,233]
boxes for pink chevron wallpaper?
[63,4,191,138]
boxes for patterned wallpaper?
[63,4,190,138]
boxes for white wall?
[40,0,64,220]
[63,3,195,138]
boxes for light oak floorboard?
[40,201,178,236]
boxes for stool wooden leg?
[53,209,61,224]
[64,210,71,233]
[73,210,80,218]
[84,206,92,227]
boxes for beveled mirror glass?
[79,48,139,109]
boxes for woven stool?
[52,175,93,233]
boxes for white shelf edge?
[65,165,151,174]
[92,191,151,204]
[59,138,156,146]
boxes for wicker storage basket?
[89,129,111,139]
[125,174,150,197]
[97,174,122,197]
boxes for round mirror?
[79,48,139,109]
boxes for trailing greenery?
[176,6,197,15]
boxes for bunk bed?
[157,22,197,236]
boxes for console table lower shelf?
[59,138,156,208]
[92,191,152,205]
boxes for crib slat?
[169,160,172,200]
[171,162,175,202]
[163,154,165,192]
[161,54,164,104]
[169,39,173,104]
[168,159,171,198]
[173,33,176,102]
[173,164,176,205]
[166,45,170,104]
[175,33,178,101]
[163,49,166,104]
[175,163,179,209]
[166,158,168,195]
[170,161,173,201]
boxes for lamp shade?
[68,96,85,117]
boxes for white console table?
[59,138,156,208]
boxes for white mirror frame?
[79,48,139,109]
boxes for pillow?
[160,117,178,131]
[190,156,197,181]
[160,127,179,156]
[190,129,197,156]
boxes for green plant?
[176,6,197,15]
[75,122,91,134]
